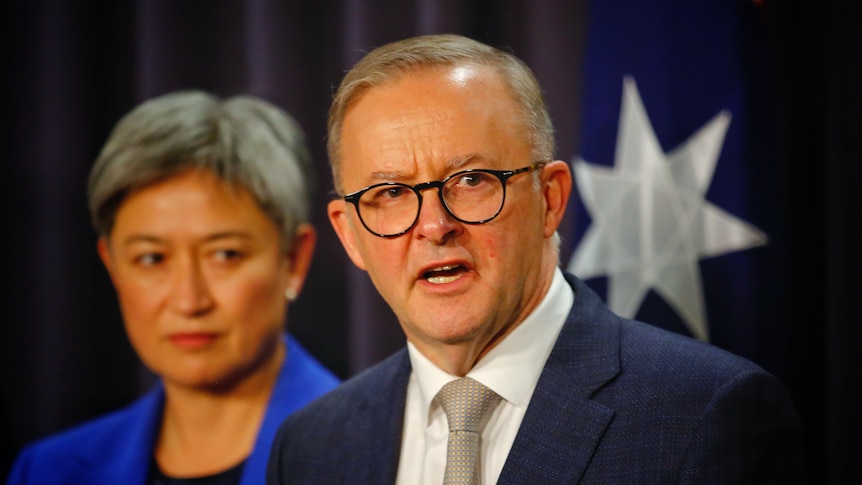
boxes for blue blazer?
[8,334,339,485]
[267,274,806,484]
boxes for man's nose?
[412,189,463,243]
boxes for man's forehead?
[336,64,527,184]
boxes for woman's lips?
[168,332,218,349]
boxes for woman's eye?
[136,253,164,266]
[214,249,242,262]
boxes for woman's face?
[98,169,315,391]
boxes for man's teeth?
[434,265,457,271]
[425,265,463,284]
[427,273,462,284]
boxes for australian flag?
[565,0,791,379]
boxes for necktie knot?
[437,377,501,432]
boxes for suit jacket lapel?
[498,274,621,484]
[341,350,412,485]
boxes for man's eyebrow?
[446,154,476,171]
[368,170,412,182]
[446,153,496,171]
[366,153,493,182]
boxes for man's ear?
[328,199,368,270]
[541,160,573,238]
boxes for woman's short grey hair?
[88,90,313,249]
[327,34,555,193]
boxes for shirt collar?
[407,268,574,422]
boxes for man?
[267,34,805,484]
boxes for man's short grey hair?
[88,90,313,249]
[327,34,556,194]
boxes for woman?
[8,91,339,484]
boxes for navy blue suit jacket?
[8,335,339,485]
[267,274,805,484]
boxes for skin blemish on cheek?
[482,237,497,260]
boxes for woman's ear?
[284,223,317,299]
[97,236,117,283]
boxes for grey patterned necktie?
[436,377,502,485]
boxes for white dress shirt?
[395,268,574,485]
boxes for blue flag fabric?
[566,0,790,377]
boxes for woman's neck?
[154,342,286,478]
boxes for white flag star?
[567,77,768,341]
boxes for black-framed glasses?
[343,161,548,238]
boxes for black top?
[149,459,245,485]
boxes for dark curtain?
[0,1,856,483]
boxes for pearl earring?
[285,288,297,301]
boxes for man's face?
[99,169,315,391]
[328,64,570,369]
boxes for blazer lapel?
[340,350,412,485]
[498,274,621,484]
[92,384,164,485]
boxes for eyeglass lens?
[357,171,505,236]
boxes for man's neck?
[412,265,558,376]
